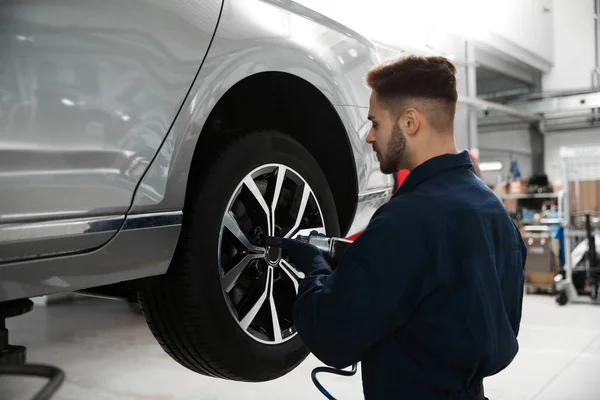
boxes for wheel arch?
[130,34,379,236]
[185,71,359,236]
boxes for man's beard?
[376,122,407,175]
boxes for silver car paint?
[0,219,182,302]
[0,0,222,255]
[131,0,391,214]
[0,0,394,301]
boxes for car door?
[0,0,223,262]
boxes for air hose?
[265,233,358,398]
[311,363,358,400]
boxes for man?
[282,54,526,399]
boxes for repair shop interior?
[1,0,600,399]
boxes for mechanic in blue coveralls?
[281,55,527,400]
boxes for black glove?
[280,238,324,274]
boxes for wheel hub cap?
[266,246,281,265]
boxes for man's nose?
[366,129,375,144]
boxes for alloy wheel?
[218,164,326,344]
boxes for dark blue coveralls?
[294,150,526,399]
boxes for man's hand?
[280,238,324,274]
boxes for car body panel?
[131,0,391,214]
[0,0,394,302]
[0,0,223,260]
[0,213,182,302]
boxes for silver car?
[0,0,394,380]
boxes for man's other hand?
[280,238,323,273]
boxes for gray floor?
[1,293,599,400]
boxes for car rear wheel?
[139,130,340,381]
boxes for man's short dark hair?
[366,54,458,131]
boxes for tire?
[139,130,340,382]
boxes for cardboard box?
[568,180,600,212]
[528,272,556,285]
[500,179,528,213]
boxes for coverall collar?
[393,150,473,197]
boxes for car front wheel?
[139,130,340,381]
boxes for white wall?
[544,128,600,181]
[478,130,533,185]
[479,150,532,186]
[479,130,532,154]
[482,0,554,70]
[542,0,596,91]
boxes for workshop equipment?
[522,225,559,293]
[266,232,355,400]
[554,145,600,305]
[0,299,65,400]
[265,233,352,269]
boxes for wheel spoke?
[283,185,311,239]
[223,211,264,253]
[243,175,272,236]
[279,259,303,293]
[222,254,263,293]
[240,267,272,331]
[220,164,328,344]
[270,166,286,235]
[268,267,283,342]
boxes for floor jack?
[0,298,65,400]
[555,213,600,305]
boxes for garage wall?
[542,0,596,91]
[480,0,554,71]
[478,128,600,187]
[454,103,472,151]
[479,130,532,154]
[544,128,600,182]
[478,130,533,185]
[479,150,533,187]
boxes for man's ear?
[404,108,420,136]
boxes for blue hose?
[311,363,358,399]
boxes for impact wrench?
[265,232,355,400]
